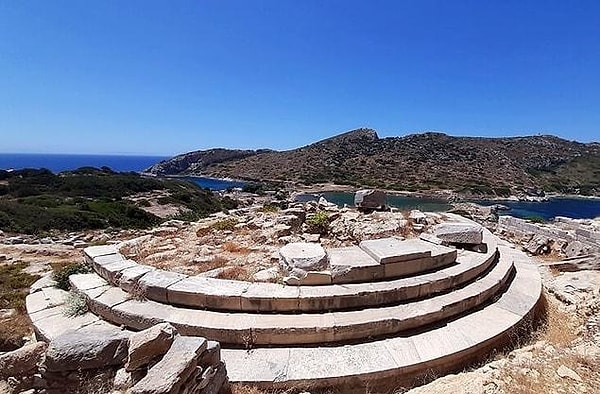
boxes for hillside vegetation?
[0,167,235,234]
[146,129,600,196]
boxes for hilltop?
[146,128,600,196]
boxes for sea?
[0,153,168,174]
[322,192,600,221]
[1,153,599,220]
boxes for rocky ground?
[118,196,437,282]
[1,195,600,393]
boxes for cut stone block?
[84,245,119,259]
[433,223,484,245]
[284,271,332,286]
[130,335,207,394]
[359,238,431,264]
[329,246,383,283]
[137,270,187,303]
[279,242,328,273]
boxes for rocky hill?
[146,128,600,196]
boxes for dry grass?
[217,266,251,281]
[222,241,250,255]
[536,294,582,346]
[190,256,230,274]
[0,313,32,351]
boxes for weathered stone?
[130,336,207,394]
[556,364,582,381]
[0,342,47,378]
[279,242,328,273]
[44,327,129,372]
[359,237,431,264]
[114,367,146,390]
[409,210,427,224]
[126,323,177,371]
[565,240,593,258]
[354,189,386,210]
[524,235,551,255]
[253,267,279,282]
[433,222,483,245]
[198,341,221,368]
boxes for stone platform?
[25,214,542,392]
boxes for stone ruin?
[11,204,544,393]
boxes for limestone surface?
[126,322,177,371]
[279,242,328,273]
[433,222,484,244]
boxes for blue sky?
[1,1,599,155]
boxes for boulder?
[44,327,129,372]
[432,222,483,245]
[126,323,177,371]
[0,342,47,378]
[524,235,551,255]
[279,243,328,274]
[354,189,386,210]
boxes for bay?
[322,192,600,220]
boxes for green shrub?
[306,211,330,234]
[211,218,238,232]
[53,262,91,291]
[525,215,546,224]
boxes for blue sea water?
[322,192,600,220]
[185,176,246,190]
[0,153,168,173]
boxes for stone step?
[69,253,513,346]
[329,240,456,284]
[221,250,542,390]
[83,230,498,313]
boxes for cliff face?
[146,128,600,196]
[145,148,271,176]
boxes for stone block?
[329,246,383,284]
[433,222,484,245]
[0,342,47,378]
[126,323,178,371]
[279,242,328,273]
[359,237,431,264]
[137,270,187,303]
[130,336,207,394]
[354,189,386,209]
[44,327,129,371]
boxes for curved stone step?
[221,248,542,390]
[69,251,513,346]
[84,231,498,313]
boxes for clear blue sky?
[1,1,599,155]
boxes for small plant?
[63,292,89,317]
[525,215,546,224]
[258,203,280,213]
[52,262,91,291]
[211,218,238,231]
[306,211,330,234]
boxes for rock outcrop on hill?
[146,128,600,196]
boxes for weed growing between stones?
[306,211,330,234]
[63,292,89,317]
[52,261,91,290]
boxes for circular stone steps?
[69,249,513,345]
[221,245,541,390]
[28,214,542,392]
[83,229,499,313]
